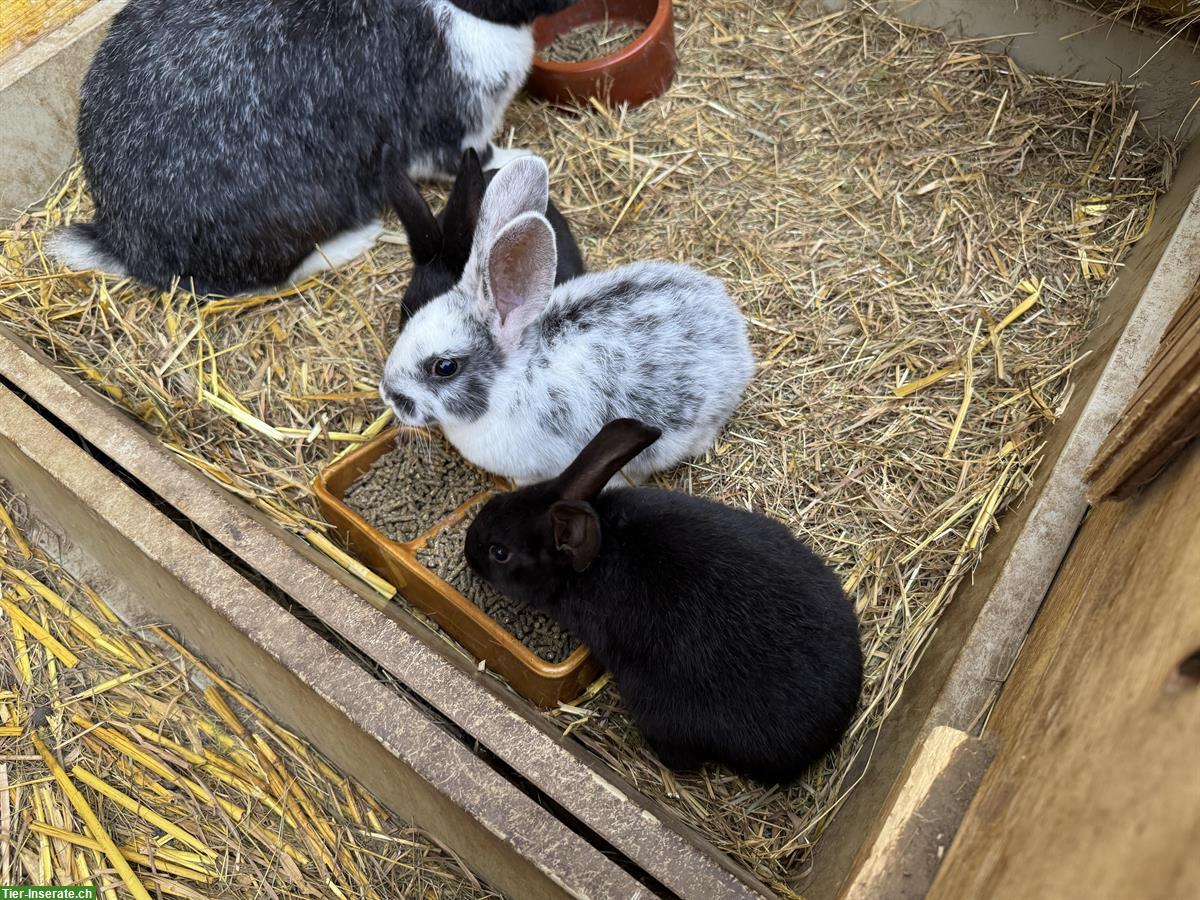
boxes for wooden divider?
[0,382,653,900]
[0,0,96,63]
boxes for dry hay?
[0,484,498,898]
[0,0,1172,891]
[1078,0,1200,31]
[540,19,645,63]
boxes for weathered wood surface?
[0,382,653,900]
[0,0,95,63]
[812,116,1200,900]
[0,326,773,900]
[927,438,1200,900]
[840,727,994,900]
[1088,275,1200,500]
[0,2,122,221]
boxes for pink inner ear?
[491,230,533,325]
[487,214,556,329]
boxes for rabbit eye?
[489,544,510,564]
[431,357,459,378]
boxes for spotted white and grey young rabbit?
[465,419,864,784]
[389,148,585,318]
[380,156,755,485]
[48,0,576,295]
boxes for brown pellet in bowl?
[539,19,644,63]
[344,434,492,543]
[416,518,581,664]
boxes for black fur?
[70,0,575,295]
[449,0,573,25]
[465,421,864,784]
[391,150,587,317]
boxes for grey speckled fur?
[381,157,755,485]
[50,0,574,295]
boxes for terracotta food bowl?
[527,0,675,108]
[313,427,602,708]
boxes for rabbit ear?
[550,501,601,572]
[555,419,663,502]
[484,212,557,345]
[441,148,486,273]
[471,155,549,264]
[384,148,440,266]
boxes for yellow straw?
[30,733,152,900]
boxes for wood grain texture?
[928,439,1200,900]
[812,112,1200,900]
[0,382,650,900]
[0,0,95,63]
[840,727,994,900]
[1088,276,1200,500]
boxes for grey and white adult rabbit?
[379,156,754,485]
[48,0,575,296]
[464,419,864,784]
[389,148,585,318]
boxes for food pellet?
[416,518,582,664]
[344,435,492,543]
[539,19,644,64]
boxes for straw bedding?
[0,485,499,898]
[0,0,1170,891]
[540,19,645,63]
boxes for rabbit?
[464,419,864,784]
[379,155,755,486]
[46,0,577,296]
[389,148,586,318]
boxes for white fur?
[439,265,753,485]
[485,144,535,170]
[407,143,530,183]
[381,156,754,486]
[46,228,129,277]
[437,1,535,161]
[288,219,383,284]
[406,156,457,183]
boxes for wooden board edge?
[0,0,126,222]
[838,727,995,900]
[0,329,774,900]
[845,0,1200,140]
[0,382,655,900]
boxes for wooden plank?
[1087,275,1200,500]
[0,325,773,900]
[927,439,1200,900]
[840,727,994,900]
[0,382,653,900]
[0,0,95,63]
[0,2,124,221]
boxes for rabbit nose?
[381,386,416,419]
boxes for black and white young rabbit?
[380,155,755,486]
[389,148,585,317]
[48,0,576,295]
[464,419,864,784]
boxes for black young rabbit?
[464,419,863,784]
[389,148,585,317]
[48,0,577,295]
